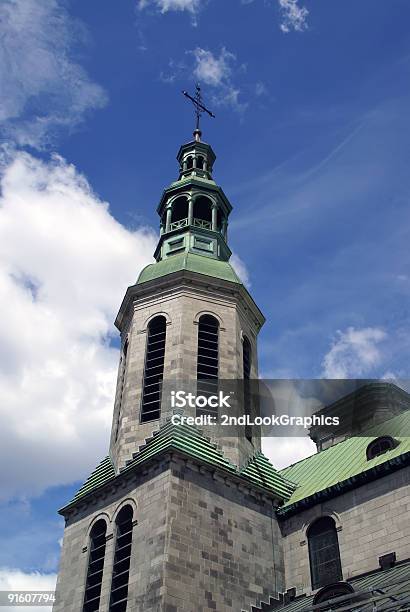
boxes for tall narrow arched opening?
[193,196,212,228]
[83,519,107,612]
[197,155,204,170]
[115,339,129,442]
[109,505,134,611]
[308,516,342,590]
[141,316,167,423]
[196,314,219,416]
[170,196,189,225]
[243,336,252,442]
[186,156,193,169]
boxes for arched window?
[197,155,204,170]
[366,436,397,460]
[308,516,342,590]
[196,314,219,415]
[115,339,128,442]
[186,156,193,169]
[313,582,354,609]
[243,336,252,442]
[141,316,167,423]
[109,505,134,612]
[193,196,212,228]
[83,519,107,612]
[171,196,189,224]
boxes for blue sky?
[1,0,410,594]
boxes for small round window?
[366,436,397,461]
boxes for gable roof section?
[278,411,410,516]
[63,422,296,511]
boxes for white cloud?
[279,0,309,33]
[0,568,56,612]
[193,47,235,87]
[0,0,107,148]
[138,0,202,24]
[321,326,387,379]
[230,253,250,287]
[262,436,316,470]
[0,151,156,501]
[192,47,246,112]
[255,82,268,97]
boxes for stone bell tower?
[109,128,265,471]
[54,119,295,612]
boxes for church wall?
[54,459,285,612]
[162,459,284,612]
[54,467,171,612]
[280,466,410,597]
[111,283,261,472]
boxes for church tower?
[54,115,296,612]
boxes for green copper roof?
[137,252,242,285]
[123,422,295,500]
[279,411,410,514]
[72,456,115,503]
[256,558,410,612]
[123,421,238,474]
[64,421,295,510]
[240,452,296,500]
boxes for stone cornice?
[115,269,265,332]
[59,445,282,520]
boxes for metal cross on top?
[182,84,215,141]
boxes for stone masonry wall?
[110,280,262,473]
[54,458,284,612]
[54,467,171,612]
[280,466,410,597]
[162,459,283,612]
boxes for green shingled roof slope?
[240,452,296,500]
[72,456,115,502]
[136,252,242,285]
[122,421,238,475]
[279,411,410,511]
[66,421,296,509]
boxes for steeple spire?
[182,84,215,142]
[153,110,232,264]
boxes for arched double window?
[243,337,252,442]
[141,316,167,423]
[109,505,134,611]
[83,520,107,612]
[308,516,342,590]
[196,314,219,415]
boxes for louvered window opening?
[196,315,219,416]
[141,317,166,423]
[308,517,342,590]
[243,337,252,442]
[109,506,134,612]
[83,520,107,612]
[115,340,128,441]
